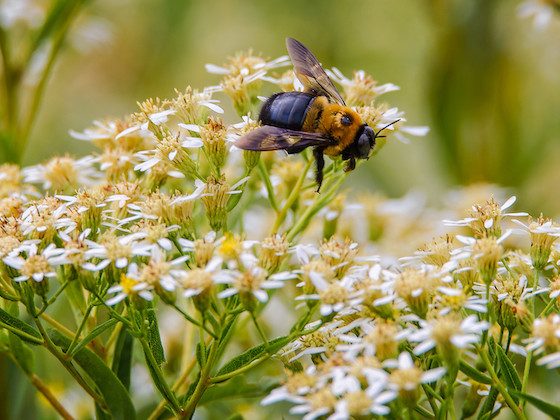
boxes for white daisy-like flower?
[327,67,400,97]
[23,155,101,190]
[217,266,296,303]
[82,233,152,271]
[297,272,361,317]
[374,107,429,144]
[106,264,153,306]
[133,134,202,173]
[386,352,446,390]
[408,315,489,356]
[179,257,232,298]
[3,243,68,282]
[330,368,396,418]
[20,201,76,237]
[443,196,527,229]
[205,54,290,77]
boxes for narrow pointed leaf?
[49,329,136,420]
[146,307,165,365]
[112,327,133,390]
[511,391,560,418]
[459,360,492,385]
[216,335,292,376]
[0,307,42,345]
[69,318,118,357]
[495,346,521,402]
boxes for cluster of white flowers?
[1,38,558,420]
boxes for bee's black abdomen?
[259,92,315,130]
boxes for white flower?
[297,272,361,317]
[217,266,296,303]
[387,352,446,390]
[106,264,153,305]
[408,315,489,356]
[82,233,152,271]
[3,243,68,282]
[327,67,400,97]
[444,196,527,228]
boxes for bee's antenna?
[374,119,400,138]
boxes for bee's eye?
[341,115,352,126]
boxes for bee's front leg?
[344,156,356,172]
[313,147,325,192]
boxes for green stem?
[172,303,217,339]
[250,311,269,348]
[258,159,278,212]
[271,158,313,234]
[479,347,527,420]
[65,304,94,357]
[286,173,346,242]
[34,318,107,409]
[182,340,220,418]
[521,267,540,409]
[140,337,183,415]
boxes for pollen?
[119,273,140,295]
[395,269,437,318]
[320,237,358,276]
[218,233,243,261]
[259,234,289,272]
[417,235,454,267]
[345,390,372,416]
[284,370,317,394]
[318,282,348,305]
[532,314,560,352]
[21,255,50,279]
[307,388,337,413]
[44,155,79,192]
[467,198,503,238]
[364,320,399,360]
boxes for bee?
[235,37,398,191]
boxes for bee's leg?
[344,156,356,172]
[313,147,325,192]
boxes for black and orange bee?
[236,37,397,191]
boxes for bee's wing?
[235,126,335,154]
[286,37,346,105]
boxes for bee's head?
[355,119,401,159]
[356,125,375,159]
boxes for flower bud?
[201,175,229,231]
[473,237,503,285]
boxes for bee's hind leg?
[313,147,325,192]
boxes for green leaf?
[459,360,492,385]
[196,342,206,367]
[8,333,34,374]
[49,329,136,420]
[199,375,279,405]
[69,318,118,357]
[0,307,42,345]
[112,327,133,391]
[477,386,498,420]
[511,391,560,418]
[145,307,165,365]
[216,335,292,377]
[495,346,521,403]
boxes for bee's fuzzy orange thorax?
[321,104,363,156]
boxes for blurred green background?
[19,0,560,213]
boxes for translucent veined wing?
[235,125,335,154]
[286,37,346,105]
